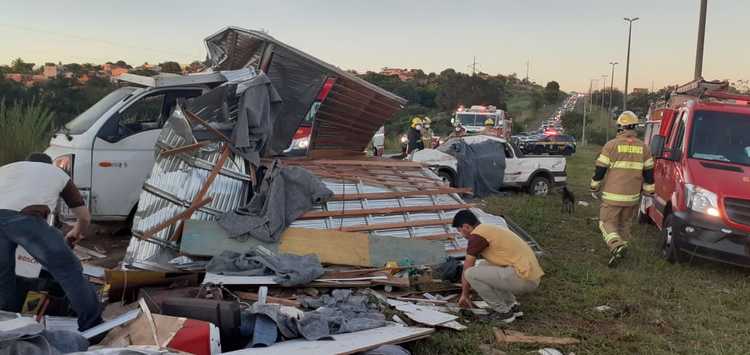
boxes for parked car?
[410,135,567,196]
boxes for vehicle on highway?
[642,79,750,267]
[523,134,577,156]
[410,135,567,196]
[452,105,512,138]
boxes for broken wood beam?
[138,197,214,241]
[169,145,231,241]
[235,291,301,307]
[330,188,472,201]
[158,141,211,157]
[299,203,472,219]
[416,233,457,241]
[494,328,580,346]
[184,110,232,143]
[340,218,454,232]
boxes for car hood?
[687,159,750,200]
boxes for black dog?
[560,186,575,214]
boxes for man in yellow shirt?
[453,210,544,323]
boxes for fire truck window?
[665,111,684,148]
[672,119,686,152]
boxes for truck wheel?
[529,176,551,196]
[661,214,681,263]
[438,170,456,187]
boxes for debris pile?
[4,27,544,354]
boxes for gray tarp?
[205,248,325,287]
[440,139,506,198]
[218,161,333,243]
[0,313,88,355]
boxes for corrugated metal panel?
[123,120,250,270]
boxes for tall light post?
[584,78,598,146]
[608,62,618,141]
[694,0,708,79]
[623,17,639,111]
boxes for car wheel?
[529,176,551,196]
[661,214,681,263]
[437,170,456,187]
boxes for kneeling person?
[453,210,544,323]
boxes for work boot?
[511,303,524,318]
[608,244,628,268]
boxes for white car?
[410,135,567,196]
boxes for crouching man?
[0,153,102,331]
[453,210,544,323]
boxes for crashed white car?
[410,135,567,196]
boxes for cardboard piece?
[494,328,580,346]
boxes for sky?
[1,0,748,92]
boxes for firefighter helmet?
[484,118,495,127]
[616,111,639,127]
[410,117,423,128]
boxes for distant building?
[632,88,649,95]
[110,67,129,77]
[380,67,418,81]
[43,63,59,79]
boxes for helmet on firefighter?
[484,118,495,127]
[616,111,639,129]
[411,117,423,129]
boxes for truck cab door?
[655,110,687,213]
[91,89,202,219]
[503,143,524,184]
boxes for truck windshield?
[689,110,750,166]
[64,87,137,134]
[457,113,498,127]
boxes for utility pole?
[694,0,708,79]
[608,62,618,141]
[471,56,478,76]
[583,79,596,146]
[623,17,639,111]
[525,60,530,82]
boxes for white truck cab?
[45,73,226,222]
[410,135,567,196]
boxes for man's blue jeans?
[0,210,102,331]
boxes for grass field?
[411,145,750,355]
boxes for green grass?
[0,99,55,165]
[411,145,750,355]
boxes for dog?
[560,186,575,214]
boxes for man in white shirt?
[0,153,102,331]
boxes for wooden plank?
[308,149,367,159]
[306,159,425,168]
[494,328,580,346]
[279,228,371,267]
[169,145,231,241]
[234,291,301,307]
[416,233,457,241]
[184,110,232,143]
[223,326,434,355]
[299,203,472,219]
[137,197,213,241]
[340,219,453,232]
[158,141,211,157]
[329,188,473,201]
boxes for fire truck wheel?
[661,214,682,263]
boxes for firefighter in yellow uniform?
[480,118,501,137]
[590,111,655,267]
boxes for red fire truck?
[642,79,750,266]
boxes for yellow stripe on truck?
[602,192,641,202]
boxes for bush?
[0,99,55,165]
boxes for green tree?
[544,81,561,104]
[159,61,182,74]
[10,58,34,74]
[115,60,132,69]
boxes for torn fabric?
[205,248,324,287]
[218,161,333,243]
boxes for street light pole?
[694,0,708,79]
[608,62,618,141]
[623,17,639,111]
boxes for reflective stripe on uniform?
[599,222,621,243]
[617,145,644,154]
[644,158,655,169]
[602,191,641,202]
[611,161,644,170]
[643,183,655,193]
[596,154,611,166]
[590,179,601,189]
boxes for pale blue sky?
[1,0,747,91]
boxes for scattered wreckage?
[14,26,545,354]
